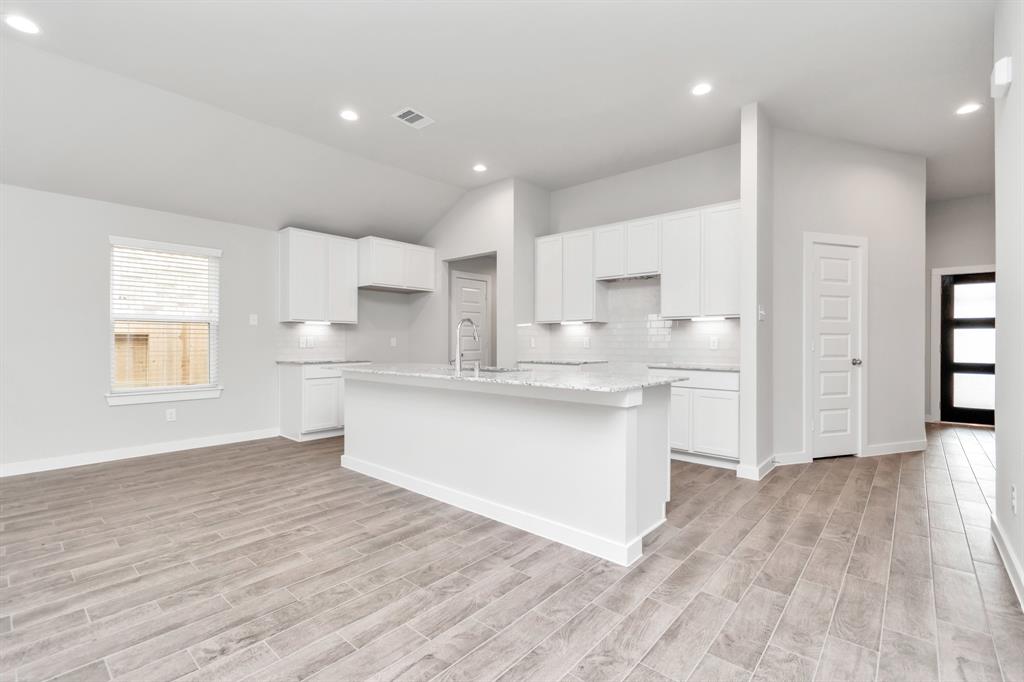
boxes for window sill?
[106,386,223,406]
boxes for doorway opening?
[447,253,496,367]
[939,271,996,425]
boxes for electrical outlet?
[249,313,259,326]
[390,337,398,348]
[165,408,177,422]
[583,337,591,349]
[709,336,719,350]
[530,337,536,349]
[1012,485,1018,515]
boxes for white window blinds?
[109,237,221,393]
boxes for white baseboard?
[925,414,937,423]
[774,451,811,466]
[671,451,738,471]
[860,439,927,457]
[991,513,1024,610]
[736,457,776,481]
[1,428,281,477]
[342,455,646,566]
[280,427,344,443]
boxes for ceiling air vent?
[393,107,435,129]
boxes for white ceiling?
[1,0,995,223]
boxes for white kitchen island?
[340,364,677,565]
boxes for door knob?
[851,358,863,366]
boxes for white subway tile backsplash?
[517,278,740,364]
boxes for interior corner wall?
[993,0,1024,597]
[0,184,279,472]
[410,179,516,367]
[924,194,996,418]
[547,145,741,233]
[513,180,549,330]
[771,129,927,459]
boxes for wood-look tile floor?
[2,424,1021,682]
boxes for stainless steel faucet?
[455,317,480,376]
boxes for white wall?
[410,180,517,366]
[772,129,927,459]
[513,180,549,326]
[548,145,741,233]
[739,103,774,479]
[0,184,279,471]
[993,0,1024,597]
[924,194,996,418]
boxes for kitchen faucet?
[455,317,480,376]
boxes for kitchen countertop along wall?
[518,278,740,365]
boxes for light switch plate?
[165,408,176,422]
[390,337,398,348]
[709,336,719,350]
[249,313,259,326]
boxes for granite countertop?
[647,362,740,372]
[517,359,609,366]
[275,359,371,365]
[341,363,679,393]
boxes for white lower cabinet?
[280,363,364,441]
[665,370,740,462]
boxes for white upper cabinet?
[660,202,741,319]
[625,218,661,276]
[563,231,599,321]
[593,220,661,279]
[700,204,741,316]
[358,237,436,292]
[535,235,563,323]
[280,227,357,323]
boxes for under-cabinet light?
[691,316,726,322]
[560,321,584,326]
[517,323,533,327]
[304,321,331,326]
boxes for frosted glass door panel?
[953,328,996,364]
[954,283,996,319]
[953,373,995,410]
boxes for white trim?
[109,235,222,258]
[991,514,1024,610]
[925,413,937,423]
[802,232,869,460]
[737,457,776,481]
[928,265,996,422]
[280,427,345,443]
[106,385,223,406]
[671,451,738,471]
[0,428,279,477]
[774,451,812,466]
[860,439,928,457]
[342,455,648,566]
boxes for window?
[107,236,222,405]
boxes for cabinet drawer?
[653,369,739,391]
[302,364,344,379]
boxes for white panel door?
[701,205,741,316]
[669,386,692,451]
[594,225,625,279]
[288,229,327,321]
[373,239,405,287]
[404,246,435,290]
[691,389,739,458]
[811,242,862,457]
[563,231,595,321]
[450,272,489,365]
[660,211,702,318]
[535,236,563,323]
[327,237,358,323]
[302,378,341,432]
[626,219,661,275]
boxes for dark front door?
[940,272,995,425]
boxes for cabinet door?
[403,246,435,291]
[701,205,741,316]
[660,211,702,318]
[337,378,346,428]
[372,239,405,287]
[626,218,661,275]
[691,389,739,458]
[327,237,358,323]
[535,236,563,323]
[669,386,692,452]
[302,378,341,432]
[593,225,625,279]
[286,230,328,321]
[562,231,595,321]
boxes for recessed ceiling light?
[339,109,359,122]
[956,102,982,115]
[473,164,487,172]
[691,82,713,96]
[4,14,40,34]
